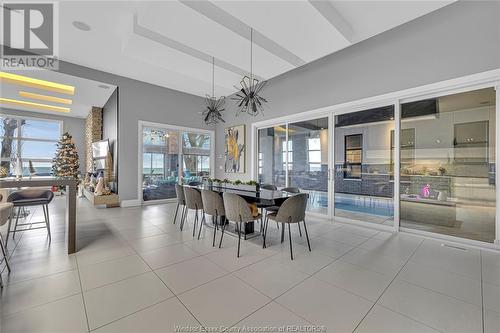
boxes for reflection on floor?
[0,197,499,333]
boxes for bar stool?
[174,184,186,225]
[200,189,225,246]
[0,196,13,288]
[6,189,54,246]
[183,186,205,236]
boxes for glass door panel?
[334,106,395,225]
[142,127,179,201]
[288,117,329,214]
[400,88,496,242]
[182,132,211,185]
[257,125,287,187]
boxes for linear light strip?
[0,72,75,95]
[19,91,73,105]
[0,97,70,113]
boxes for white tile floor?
[1,196,500,333]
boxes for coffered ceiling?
[57,0,454,98]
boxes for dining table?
[192,184,295,239]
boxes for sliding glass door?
[399,88,496,242]
[140,123,213,202]
[288,118,329,214]
[333,106,395,225]
[256,117,329,214]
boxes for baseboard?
[120,199,141,207]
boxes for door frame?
[137,120,215,205]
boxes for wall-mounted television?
[92,139,110,171]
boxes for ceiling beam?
[180,0,306,68]
[308,0,355,43]
[133,14,264,81]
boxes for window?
[308,137,322,171]
[0,116,61,176]
[344,134,362,179]
[282,140,292,171]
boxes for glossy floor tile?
[0,197,499,333]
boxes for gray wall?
[102,88,118,192]
[215,0,500,180]
[54,61,209,201]
[0,108,86,173]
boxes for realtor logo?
[1,2,59,69]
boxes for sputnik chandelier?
[202,57,225,125]
[232,28,268,117]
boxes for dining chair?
[222,193,261,257]
[200,189,225,246]
[282,187,300,194]
[257,184,280,232]
[0,199,13,288]
[174,184,186,225]
[263,193,310,260]
[183,186,205,236]
[6,189,54,246]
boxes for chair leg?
[298,223,302,237]
[180,206,186,230]
[192,210,198,237]
[303,219,311,252]
[173,203,179,224]
[5,208,14,248]
[281,223,285,243]
[0,232,10,272]
[212,213,218,247]
[197,212,205,240]
[219,218,226,248]
[262,216,269,249]
[44,205,52,241]
[288,223,293,260]
[237,221,242,258]
[12,207,21,240]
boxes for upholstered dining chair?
[6,189,54,246]
[174,184,186,225]
[200,189,225,246]
[264,193,310,260]
[257,184,279,231]
[222,193,261,257]
[183,186,205,236]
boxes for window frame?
[0,115,63,174]
[344,134,362,179]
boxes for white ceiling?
[0,70,116,118]
[55,0,454,98]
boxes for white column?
[393,101,401,232]
[329,113,335,218]
[495,85,500,247]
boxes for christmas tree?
[52,132,79,178]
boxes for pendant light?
[232,28,268,117]
[202,57,225,125]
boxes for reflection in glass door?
[141,124,213,202]
[400,88,496,242]
[288,118,329,214]
[334,106,395,225]
[257,118,329,214]
[142,127,179,201]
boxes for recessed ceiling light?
[98,84,110,89]
[72,21,91,31]
[19,91,73,105]
[0,72,75,95]
[0,97,70,113]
